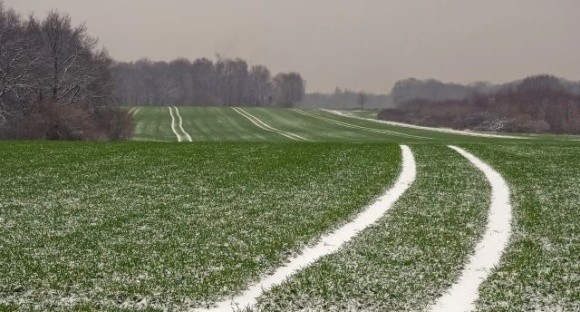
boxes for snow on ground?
[174,106,193,142]
[130,107,142,116]
[168,106,184,142]
[295,109,431,140]
[197,145,416,312]
[428,146,512,312]
[232,107,310,141]
[326,109,528,140]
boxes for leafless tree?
[112,57,299,108]
[37,11,112,105]
[0,2,131,140]
[0,2,39,126]
[190,58,217,104]
[357,92,367,110]
[248,65,272,106]
[215,57,249,105]
[273,72,305,107]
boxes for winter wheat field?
[1,106,579,312]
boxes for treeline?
[391,78,490,104]
[380,75,580,134]
[113,58,305,107]
[299,88,393,110]
[0,2,132,140]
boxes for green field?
[258,145,491,311]
[1,106,578,311]
[131,106,534,143]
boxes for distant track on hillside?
[294,109,432,140]
[174,107,193,142]
[168,107,193,142]
[128,107,141,116]
[232,107,311,141]
[326,110,528,140]
[168,107,183,142]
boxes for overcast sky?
[5,0,580,93]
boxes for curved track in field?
[232,107,310,141]
[135,106,510,142]
[326,109,527,140]
[132,106,549,143]
[295,109,432,140]
[197,145,416,312]
[174,107,193,142]
[168,107,183,142]
[169,107,193,142]
[429,146,512,312]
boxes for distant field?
[1,106,579,311]
[130,106,533,143]
[341,109,380,119]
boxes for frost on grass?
[257,145,490,311]
[0,141,399,310]
[467,144,580,311]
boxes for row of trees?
[0,1,132,140]
[391,77,580,105]
[113,58,305,107]
[380,75,580,134]
[299,87,393,109]
[391,78,474,104]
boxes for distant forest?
[298,88,392,110]
[112,59,397,110]
[390,76,580,104]
[381,75,580,134]
[113,58,305,107]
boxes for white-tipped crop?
[198,145,416,312]
[429,146,512,312]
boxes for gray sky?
[5,0,580,93]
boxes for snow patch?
[130,107,142,116]
[168,107,183,142]
[174,106,193,142]
[428,146,513,312]
[326,109,528,140]
[295,109,431,140]
[197,145,416,312]
[232,107,311,141]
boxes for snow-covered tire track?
[232,107,310,141]
[174,106,193,142]
[197,145,416,312]
[132,107,142,116]
[294,109,431,140]
[326,109,527,140]
[429,145,512,312]
[168,107,183,142]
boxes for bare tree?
[0,2,131,140]
[248,65,272,106]
[111,57,304,108]
[215,58,248,105]
[38,11,110,105]
[190,58,216,104]
[357,92,367,110]
[0,2,39,126]
[273,72,305,107]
